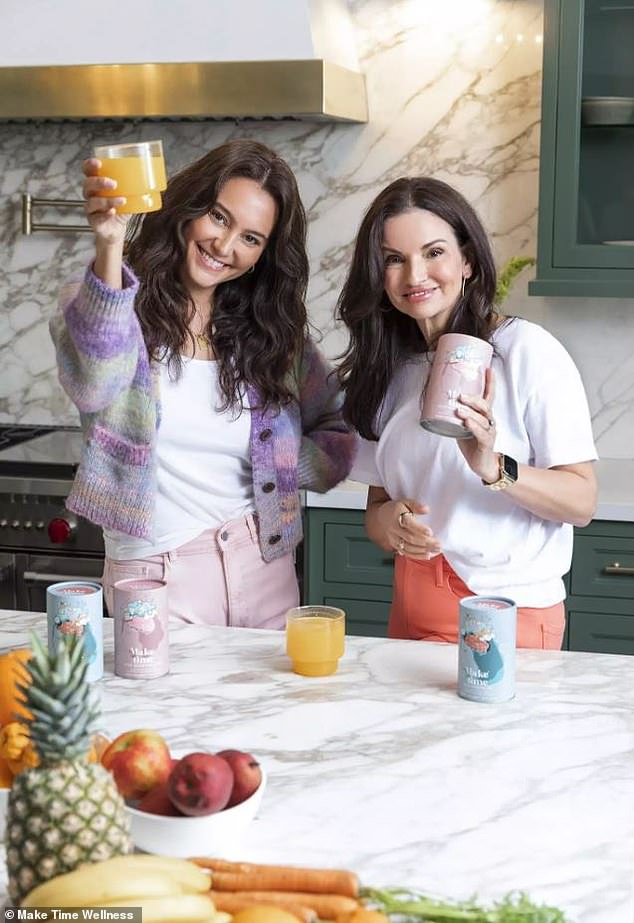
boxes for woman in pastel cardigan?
[51,139,355,628]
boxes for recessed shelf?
[582,96,634,125]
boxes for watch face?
[503,455,518,481]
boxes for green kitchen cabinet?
[530,0,634,297]
[303,508,393,636]
[566,520,634,654]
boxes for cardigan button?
[268,534,281,545]
[262,482,276,493]
[259,428,273,441]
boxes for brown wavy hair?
[337,177,498,439]
[126,139,309,411]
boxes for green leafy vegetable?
[360,887,570,922]
[494,256,536,306]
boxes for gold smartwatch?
[483,453,518,491]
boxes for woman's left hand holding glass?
[454,368,500,483]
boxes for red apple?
[216,749,262,807]
[101,729,172,801]
[136,781,184,816]
[168,752,234,816]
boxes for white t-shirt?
[104,357,255,559]
[350,319,598,607]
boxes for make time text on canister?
[113,578,169,679]
[458,596,517,703]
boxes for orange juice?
[94,140,166,214]
[286,608,345,677]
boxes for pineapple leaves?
[21,631,100,766]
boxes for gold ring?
[397,539,405,556]
[398,509,412,528]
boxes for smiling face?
[181,176,278,304]
[382,208,472,342]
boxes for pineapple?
[5,632,131,904]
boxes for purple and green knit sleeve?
[50,262,143,413]
[296,337,357,492]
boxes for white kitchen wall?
[0,0,632,458]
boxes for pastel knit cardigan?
[50,264,356,561]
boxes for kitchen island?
[1,611,633,922]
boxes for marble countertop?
[1,611,634,921]
[305,458,634,521]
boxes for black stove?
[0,424,83,479]
[0,424,105,612]
[0,424,62,450]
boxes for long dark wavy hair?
[126,139,309,411]
[337,177,498,439]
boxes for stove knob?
[23,520,33,530]
[0,519,7,528]
[11,520,20,529]
[35,520,45,530]
[48,517,76,544]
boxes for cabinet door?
[304,509,393,637]
[568,609,634,655]
[571,533,634,600]
[531,0,634,297]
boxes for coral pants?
[389,554,566,650]
[102,513,299,629]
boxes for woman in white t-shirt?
[337,177,597,648]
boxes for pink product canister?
[420,333,493,438]
[46,581,104,682]
[113,578,169,679]
[458,596,517,704]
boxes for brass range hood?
[0,60,368,123]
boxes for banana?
[112,854,211,892]
[22,855,209,908]
[95,894,216,922]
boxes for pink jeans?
[102,513,299,629]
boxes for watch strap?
[482,454,518,491]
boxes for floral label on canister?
[46,581,104,682]
[458,596,517,703]
[113,579,169,679]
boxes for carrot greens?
[359,887,569,922]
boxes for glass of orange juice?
[285,605,345,677]
[93,140,167,214]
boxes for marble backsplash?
[0,0,631,458]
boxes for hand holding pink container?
[420,333,493,438]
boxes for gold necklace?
[195,332,211,350]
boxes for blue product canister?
[46,581,104,682]
[458,595,516,703]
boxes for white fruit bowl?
[126,766,266,858]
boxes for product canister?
[46,581,104,682]
[113,578,169,679]
[458,595,517,703]
[420,333,493,438]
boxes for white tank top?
[104,356,255,560]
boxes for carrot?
[209,891,316,922]
[208,889,359,918]
[190,859,359,899]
